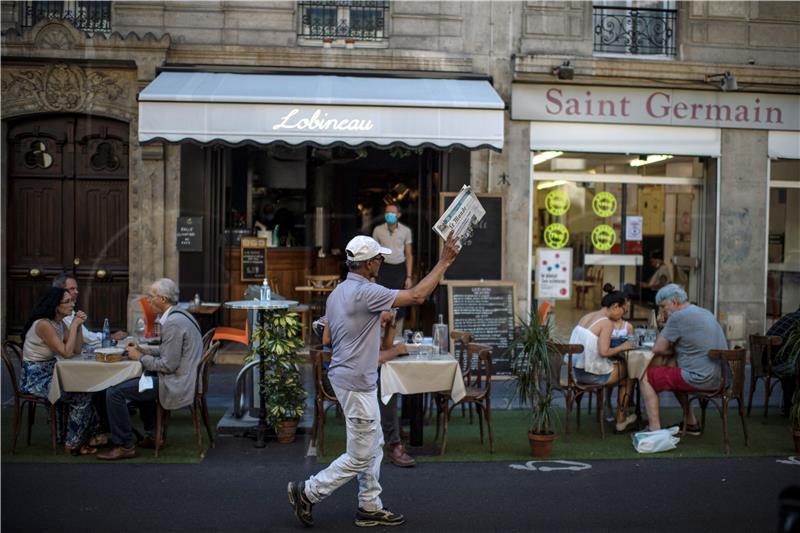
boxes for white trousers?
[305,385,384,512]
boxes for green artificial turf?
[317,406,796,463]
[1,407,223,464]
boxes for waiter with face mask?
[372,203,413,332]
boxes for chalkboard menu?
[447,281,516,375]
[240,237,267,282]
[440,192,503,280]
[176,216,202,252]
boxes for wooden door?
[6,115,129,333]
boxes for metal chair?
[2,340,60,453]
[154,340,221,458]
[747,334,783,417]
[309,345,339,456]
[681,347,749,455]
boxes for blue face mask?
[385,213,398,224]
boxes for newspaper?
[433,185,486,248]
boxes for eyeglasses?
[371,255,385,264]
[59,299,73,305]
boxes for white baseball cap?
[345,235,392,262]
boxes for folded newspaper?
[433,185,486,248]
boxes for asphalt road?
[3,433,798,533]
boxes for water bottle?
[260,278,271,302]
[101,318,112,347]
[135,317,146,343]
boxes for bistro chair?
[537,300,553,325]
[555,342,618,440]
[212,321,249,349]
[2,340,60,454]
[435,343,494,455]
[680,347,749,455]
[747,334,783,417]
[154,340,221,458]
[572,265,603,310]
[137,296,157,338]
[305,275,340,289]
[201,328,216,353]
[309,345,339,456]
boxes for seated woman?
[21,287,100,455]
[568,284,637,433]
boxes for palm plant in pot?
[776,320,800,452]
[509,305,560,457]
[247,311,306,443]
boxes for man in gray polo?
[288,233,460,528]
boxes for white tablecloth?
[380,352,466,404]
[48,357,143,403]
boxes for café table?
[48,355,143,404]
[224,299,298,448]
[178,301,221,332]
[380,347,466,447]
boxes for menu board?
[176,216,202,252]
[240,237,267,282]
[447,281,516,375]
[440,192,503,280]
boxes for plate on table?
[95,347,125,363]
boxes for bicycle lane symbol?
[509,460,592,472]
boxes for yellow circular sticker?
[592,192,617,218]
[544,223,570,249]
[591,224,616,251]
[544,190,570,216]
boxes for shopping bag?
[632,427,680,454]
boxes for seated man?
[624,251,673,305]
[766,306,800,415]
[52,273,127,347]
[97,278,203,460]
[640,284,728,434]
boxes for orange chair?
[212,320,249,348]
[138,296,157,338]
[537,300,553,326]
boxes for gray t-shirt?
[372,222,412,265]
[326,272,398,392]
[660,304,727,390]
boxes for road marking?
[509,460,592,472]
[776,456,800,466]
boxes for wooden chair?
[305,275,340,289]
[572,266,603,310]
[555,342,617,440]
[747,334,783,417]
[309,345,339,456]
[2,340,59,453]
[154,340,221,458]
[681,348,749,455]
[433,331,475,427]
[201,328,216,353]
[436,343,494,455]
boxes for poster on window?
[535,247,572,300]
[626,216,643,241]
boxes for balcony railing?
[298,1,389,42]
[19,1,112,34]
[593,6,676,56]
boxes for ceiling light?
[629,155,674,167]
[552,60,574,80]
[532,151,564,166]
[536,180,567,190]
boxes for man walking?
[288,233,460,528]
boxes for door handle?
[73,257,81,266]
[96,269,107,279]
[29,268,41,278]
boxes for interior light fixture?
[705,71,738,92]
[532,151,564,166]
[536,180,568,190]
[629,154,674,167]
[552,60,574,80]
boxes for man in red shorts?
[640,284,728,434]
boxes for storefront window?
[767,158,800,321]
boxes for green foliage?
[508,306,560,435]
[777,321,800,431]
[246,311,307,426]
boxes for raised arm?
[392,234,460,307]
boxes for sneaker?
[287,481,314,527]
[354,508,405,528]
[669,421,702,436]
[614,414,638,433]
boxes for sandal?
[66,444,98,456]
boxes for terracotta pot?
[276,419,299,444]
[528,432,556,458]
[793,430,800,453]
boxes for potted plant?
[777,320,800,452]
[248,311,306,443]
[508,306,560,457]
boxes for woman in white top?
[21,287,99,455]
[568,285,637,433]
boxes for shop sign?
[272,108,374,132]
[544,223,569,249]
[176,216,202,252]
[592,225,616,251]
[535,247,572,300]
[512,85,800,131]
[592,192,617,218]
[545,189,570,216]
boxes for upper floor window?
[19,1,112,35]
[298,1,389,43]
[593,1,676,57]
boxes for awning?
[138,72,505,151]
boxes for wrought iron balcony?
[298,1,389,42]
[19,1,112,35]
[593,5,676,56]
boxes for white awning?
[138,72,505,151]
